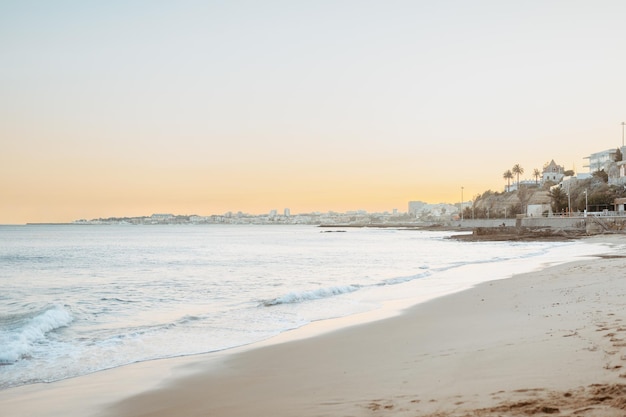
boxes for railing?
[549,211,626,218]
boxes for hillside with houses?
[468,149,626,220]
[409,145,626,224]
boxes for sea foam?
[263,285,360,306]
[0,306,73,364]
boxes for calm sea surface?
[0,224,613,389]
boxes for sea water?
[0,224,613,389]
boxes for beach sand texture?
[2,236,626,417]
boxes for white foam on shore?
[262,285,361,306]
[247,238,617,348]
[1,238,623,417]
[374,238,615,313]
[2,227,621,391]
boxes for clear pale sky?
[2,1,626,224]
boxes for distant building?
[408,201,458,219]
[541,160,565,184]
[584,148,621,172]
[526,204,551,217]
[149,213,174,223]
[616,161,626,185]
[189,215,207,223]
[151,213,174,220]
[284,208,291,217]
[507,180,536,192]
[408,201,426,216]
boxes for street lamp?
[584,189,588,216]
[461,187,464,221]
[567,181,571,217]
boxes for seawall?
[453,215,626,235]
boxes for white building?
[408,201,458,219]
[541,159,565,184]
[408,201,426,216]
[507,180,536,192]
[150,213,174,221]
[584,148,623,172]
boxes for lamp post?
[567,181,571,217]
[584,189,588,216]
[461,187,464,221]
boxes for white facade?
[584,148,619,172]
[409,201,459,219]
[507,180,536,192]
[541,160,565,184]
[527,204,551,217]
[408,201,426,216]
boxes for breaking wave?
[262,285,361,306]
[0,305,73,364]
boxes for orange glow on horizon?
[2,2,624,224]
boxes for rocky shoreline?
[321,220,626,241]
[449,226,590,242]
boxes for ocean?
[0,224,613,390]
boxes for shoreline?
[1,235,625,416]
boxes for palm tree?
[533,168,541,185]
[549,186,568,213]
[503,170,513,192]
[512,164,524,189]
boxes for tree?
[549,186,568,213]
[517,186,531,215]
[564,169,575,177]
[503,170,513,192]
[512,164,524,189]
[616,147,623,162]
[593,169,608,183]
[587,183,612,211]
[533,168,541,185]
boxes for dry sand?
[2,235,626,417]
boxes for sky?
[2,0,626,224]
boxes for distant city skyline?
[3,1,626,224]
[67,208,420,226]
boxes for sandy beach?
[3,235,626,417]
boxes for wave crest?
[262,285,360,306]
[0,305,73,364]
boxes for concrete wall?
[453,217,584,230]
[452,219,516,228]
[452,216,626,232]
[521,216,585,230]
